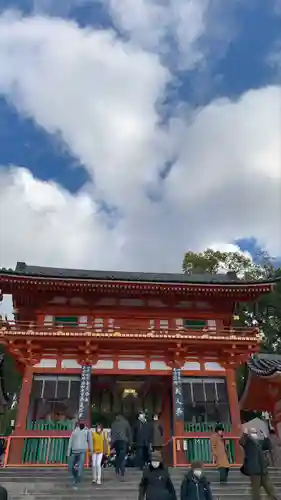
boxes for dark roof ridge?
[0,261,277,285]
[247,353,281,377]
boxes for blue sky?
[0,0,280,276]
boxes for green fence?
[22,437,69,464]
[184,422,232,433]
[183,437,236,464]
[26,420,74,431]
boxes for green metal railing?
[22,437,69,464]
[23,421,74,464]
[183,437,236,464]
[26,420,74,431]
[184,422,232,433]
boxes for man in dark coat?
[240,427,278,500]
[134,411,152,470]
[151,414,164,451]
[138,450,176,500]
[0,486,7,500]
[111,414,132,478]
[180,461,213,500]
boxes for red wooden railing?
[0,320,260,341]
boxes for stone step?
[1,468,280,475]
[8,496,281,500]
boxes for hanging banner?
[172,368,184,421]
[78,365,91,421]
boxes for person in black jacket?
[0,485,7,500]
[180,461,213,500]
[134,411,152,470]
[111,414,132,478]
[240,427,278,500]
[138,451,177,500]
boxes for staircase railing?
[3,433,243,467]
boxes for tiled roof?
[247,353,281,377]
[0,262,276,286]
[0,261,244,284]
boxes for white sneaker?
[97,479,101,485]
[92,479,96,484]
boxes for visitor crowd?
[66,413,281,500]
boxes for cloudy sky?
[0,0,280,283]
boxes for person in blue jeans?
[67,420,93,489]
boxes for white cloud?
[106,0,235,69]
[0,11,280,289]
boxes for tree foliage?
[182,248,273,280]
[182,248,281,353]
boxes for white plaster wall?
[150,360,171,370]
[93,360,114,369]
[204,362,225,371]
[61,359,81,369]
[34,358,57,368]
[118,360,146,370]
[183,361,200,370]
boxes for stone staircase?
[0,467,281,499]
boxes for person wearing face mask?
[91,424,109,485]
[151,414,164,452]
[240,427,278,500]
[138,450,176,500]
[134,411,152,470]
[180,461,213,500]
[210,424,230,483]
[67,420,93,489]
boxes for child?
[180,461,213,500]
[91,424,110,485]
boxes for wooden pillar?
[226,367,242,463]
[8,365,33,465]
[15,364,33,433]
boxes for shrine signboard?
[78,365,91,421]
[172,367,184,421]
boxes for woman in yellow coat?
[91,424,110,484]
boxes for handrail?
[0,321,260,340]
[3,434,243,468]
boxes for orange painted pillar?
[15,364,33,432]
[226,368,242,463]
[8,364,33,465]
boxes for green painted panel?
[184,422,232,433]
[22,437,68,464]
[54,316,77,326]
[27,420,74,431]
[183,319,206,329]
[184,437,236,464]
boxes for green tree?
[182,248,281,353]
[182,248,271,279]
